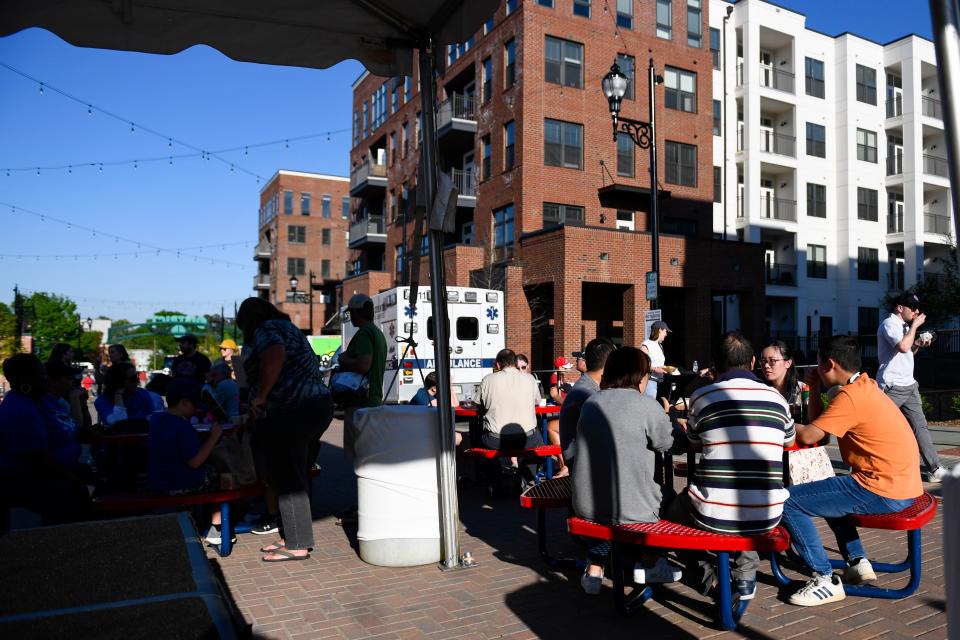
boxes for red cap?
[554,356,573,370]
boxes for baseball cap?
[554,356,573,370]
[166,377,202,406]
[347,293,373,309]
[893,292,920,310]
[219,338,238,350]
[177,333,198,344]
[651,320,671,332]
[45,361,82,380]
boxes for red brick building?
[345,0,765,368]
[255,170,350,333]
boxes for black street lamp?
[307,270,316,335]
[602,58,663,309]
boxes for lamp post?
[307,270,316,335]
[76,315,93,357]
[602,59,663,309]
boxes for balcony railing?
[759,196,797,222]
[253,273,270,289]
[922,96,942,119]
[886,154,904,176]
[807,262,827,279]
[766,263,797,286]
[923,154,949,177]
[254,242,272,259]
[349,216,386,241]
[760,66,795,93]
[925,213,951,234]
[349,160,387,191]
[437,93,477,127]
[450,168,477,197]
[887,211,904,233]
[885,97,903,118]
[759,131,796,157]
[736,62,744,86]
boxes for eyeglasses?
[759,358,784,366]
[518,364,528,370]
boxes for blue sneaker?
[734,579,757,601]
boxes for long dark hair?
[48,343,74,363]
[104,362,136,398]
[762,340,798,402]
[600,346,651,390]
[236,297,291,344]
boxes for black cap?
[572,351,586,359]
[45,361,82,380]
[177,333,198,344]
[893,292,920,310]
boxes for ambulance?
[341,286,505,404]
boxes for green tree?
[0,302,18,359]
[25,292,83,360]
[882,246,960,327]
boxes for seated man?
[782,336,921,606]
[558,337,616,475]
[476,348,542,488]
[207,361,241,418]
[409,371,441,407]
[667,331,794,602]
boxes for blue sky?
[0,1,936,323]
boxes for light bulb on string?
[133,160,138,170]
[130,122,135,133]
[99,164,103,173]
[169,157,173,166]
[244,146,248,155]
[68,166,72,174]
[36,168,40,176]
[39,83,44,95]
[87,105,92,115]
[168,138,172,148]
[230,164,234,172]
[285,140,289,149]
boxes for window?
[665,141,697,186]
[856,129,877,163]
[713,166,721,203]
[482,57,492,102]
[395,244,405,278]
[287,257,306,276]
[402,122,409,156]
[856,64,877,105]
[806,183,826,218]
[300,192,311,216]
[545,36,584,89]
[494,204,515,257]
[710,28,721,69]
[404,76,411,101]
[353,110,360,146]
[456,317,480,341]
[322,228,331,246]
[665,67,696,112]
[807,245,826,279]
[617,0,632,28]
[287,225,306,244]
[857,187,878,221]
[484,17,493,35]
[687,0,701,47]
[858,247,879,280]
[543,203,586,227]
[362,101,368,138]
[661,217,698,236]
[321,259,330,278]
[805,57,824,98]
[506,0,517,14]
[656,0,672,39]
[420,235,429,256]
[858,307,879,335]
[573,0,591,18]
[504,39,516,88]
[616,132,634,177]
[538,0,555,5]
[504,121,516,170]
[544,119,583,169]
[482,135,491,178]
[341,196,350,219]
[390,132,397,165]
[806,122,826,158]
[617,54,635,100]
[712,100,721,135]
[283,190,294,215]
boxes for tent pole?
[929,0,960,268]
[418,44,466,571]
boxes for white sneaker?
[788,573,846,607]
[580,567,603,595]
[633,557,683,584]
[204,526,237,546]
[928,467,948,483]
[842,558,877,585]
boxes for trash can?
[353,405,441,567]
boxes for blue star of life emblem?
[486,306,499,320]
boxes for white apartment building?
[710,0,955,339]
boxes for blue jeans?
[644,379,658,399]
[781,474,913,576]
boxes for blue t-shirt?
[146,412,205,492]
[94,388,156,425]
[211,379,241,418]
[0,391,80,474]
[409,388,433,406]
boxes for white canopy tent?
[0,0,500,570]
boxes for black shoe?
[734,579,757,601]
[250,518,280,535]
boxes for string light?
[38,82,43,95]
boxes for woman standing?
[640,321,670,402]
[236,297,333,562]
[759,341,834,484]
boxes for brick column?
[623,284,649,347]
[684,286,712,365]
[505,265,532,358]
[553,277,582,361]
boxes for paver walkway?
[210,419,950,640]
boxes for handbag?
[330,370,369,407]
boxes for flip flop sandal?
[262,549,310,562]
[260,542,285,553]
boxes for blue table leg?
[715,551,749,630]
[541,414,553,480]
[219,503,232,557]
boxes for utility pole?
[13,285,23,353]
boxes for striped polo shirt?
[686,370,796,535]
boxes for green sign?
[308,335,341,367]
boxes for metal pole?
[929,0,960,268]
[722,6,733,241]
[220,304,225,342]
[308,272,315,335]
[648,59,660,311]
[418,45,464,571]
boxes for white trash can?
[353,405,441,567]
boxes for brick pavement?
[209,419,949,640]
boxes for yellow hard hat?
[219,338,238,350]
